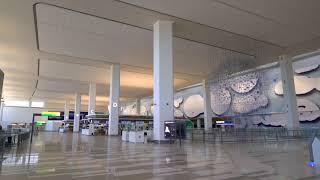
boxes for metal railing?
[0,129,31,149]
[187,128,320,143]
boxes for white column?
[203,80,213,130]
[197,119,201,128]
[88,82,96,115]
[108,64,120,135]
[0,99,4,122]
[153,20,174,142]
[73,93,81,133]
[64,100,70,120]
[279,55,299,129]
[136,98,141,115]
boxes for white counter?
[129,131,144,143]
[81,128,94,136]
[122,131,129,141]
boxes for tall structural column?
[203,80,213,130]
[0,100,4,122]
[136,98,141,115]
[73,93,81,133]
[64,100,70,120]
[153,20,174,142]
[197,119,201,128]
[108,64,120,135]
[279,55,299,129]
[88,82,96,115]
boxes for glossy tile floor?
[0,132,320,180]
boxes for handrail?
[188,128,320,143]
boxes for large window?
[4,100,29,107]
[31,101,44,108]
[4,100,45,108]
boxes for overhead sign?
[41,111,60,117]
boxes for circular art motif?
[263,114,287,127]
[297,99,320,121]
[174,97,183,108]
[294,65,319,74]
[229,73,258,93]
[182,94,204,118]
[232,89,268,114]
[174,108,184,117]
[211,87,231,115]
[274,76,319,95]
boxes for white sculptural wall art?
[122,104,136,115]
[250,115,265,126]
[150,105,154,115]
[232,89,268,114]
[251,99,320,127]
[263,113,287,126]
[275,76,320,95]
[297,99,320,121]
[229,72,258,93]
[174,97,183,108]
[210,87,231,115]
[182,94,204,118]
[174,108,184,117]
[140,105,148,116]
[294,65,319,74]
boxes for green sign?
[41,111,60,117]
[35,121,46,126]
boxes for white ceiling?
[120,0,320,47]
[1,0,320,110]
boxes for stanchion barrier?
[186,128,320,143]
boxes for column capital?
[279,55,293,61]
[154,20,174,25]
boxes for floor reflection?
[0,132,319,179]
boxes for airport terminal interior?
[1,0,320,179]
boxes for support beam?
[88,82,96,115]
[108,64,120,135]
[73,93,81,133]
[197,119,201,129]
[203,80,213,130]
[0,100,4,123]
[136,98,141,115]
[153,20,174,142]
[64,100,70,120]
[279,55,299,129]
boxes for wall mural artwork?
[122,104,137,115]
[245,99,320,127]
[174,108,184,117]
[229,72,258,93]
[140,105,148,116]
[235,115,265,128]
[150,105,154,115]
[174,97,183,108]
[262,114,287,127]
[275,76,320,95]
[297,99,320,121]
[295,65,319,74]
[232,89,268,114]
[122,59,319,128]
[250,116,265,126]
[211,87,231,115]
[183,94,204,118]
